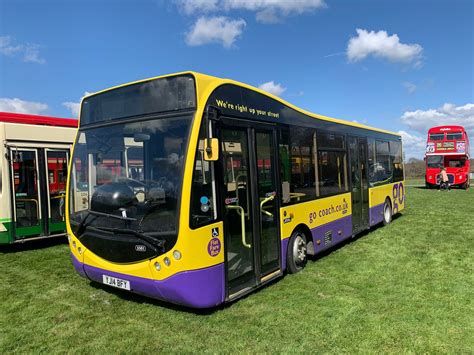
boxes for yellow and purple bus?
[67,72,405,308]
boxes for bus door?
[348,136,369,233]
[44,149,69,235]
[218,121,281,298]
[9,148,43,240]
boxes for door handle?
[226,205,251,248]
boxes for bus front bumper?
[70,253,225,308]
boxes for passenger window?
[375,140,392,184]
[390,140,404,182]
[368,138,376,186]
[317,132,348,196]
[279,129,291,204]
[289,126,316,202]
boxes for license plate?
[102,275,130,291]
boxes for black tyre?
[287,231,307,274]
[382,199,392,226]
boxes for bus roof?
[428,125,466,134]
[0,112,78,128]
[82,71,400,137]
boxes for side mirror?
[204,138,219,161]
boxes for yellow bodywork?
[369,181,406,211]
[66,71,403,281]
[280,193,352,240]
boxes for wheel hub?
[293,235,307,263]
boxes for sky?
[0,0,473,159]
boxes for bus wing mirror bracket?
[203,105,220,161]
[204,138,219,161]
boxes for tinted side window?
[368,138,376,186]
[390,140,404,182]
[317,132,345,149]
[375,141,392,185]
[190,122,216,228]
[317,132,348,196]
[289,126,316,202]
[317,150,348,196]
[279,129,292,204]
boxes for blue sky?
[0,0,473,158]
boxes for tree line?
[404,158,474,178]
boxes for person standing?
[439,167,450,191]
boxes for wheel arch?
[291,223,314,256]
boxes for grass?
[1,181,473,353]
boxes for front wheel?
[287,231,307,274]
[383,199,392,226]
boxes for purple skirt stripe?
[310,215,353,254]
[280,238,289,271]
[370,203,384,226]
[70,253,225,308]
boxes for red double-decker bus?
[425,125,470,189]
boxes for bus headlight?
[78,247,82,255]
[154,262,161,271]
[72,241,76,249]
[173,250,182,260]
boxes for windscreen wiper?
[75,210,137,236]
[95,226,166,252]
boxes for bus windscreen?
[80,75,196,125]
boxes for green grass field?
[1,182,473,353]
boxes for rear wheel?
[287,231,307,274]
[383,199,392,226]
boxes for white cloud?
[0,97,49,115]
[0,36,22,55]
[186,16,246,48]
[176,0,219,15]
[258,81,286,96]
[62,92,93,117]
[0,36,45,64]
[347,29,423,66]
[62,102,81,117]
[403,81,417,94]
[22,44,45,64]
[398,130,426,159]
[401,103,474,135]
[176,0,326,23]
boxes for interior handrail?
[260,195,275,217]
[225,204,250,248]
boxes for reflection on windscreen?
[448,159,465,168]
[69,115,192,236]
[427,155,443,168]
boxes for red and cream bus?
[0,112,77,244]
[425,125,470,189]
